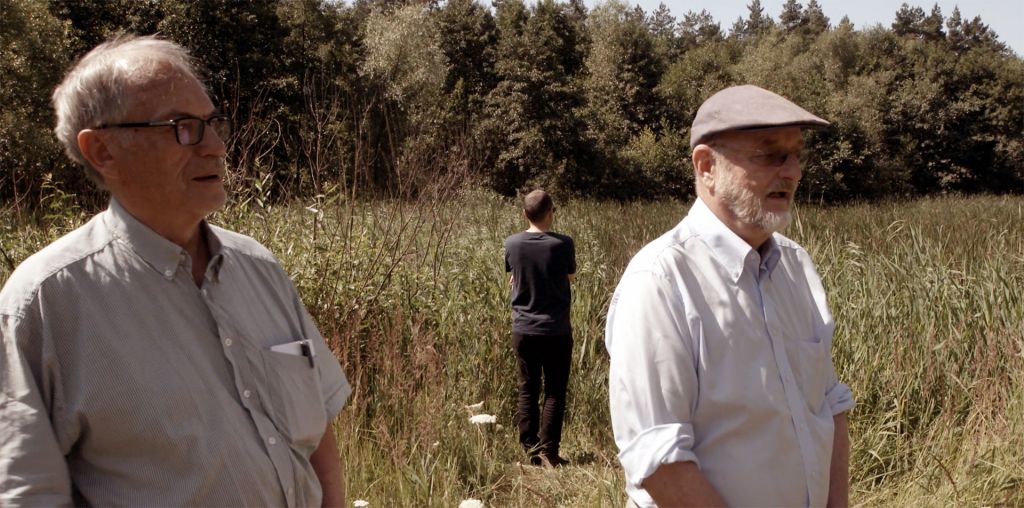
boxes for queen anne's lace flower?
[468,414,497,424]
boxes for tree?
[959,14,1007,53]
[779,0,804,33]
[920,4,945,41]
[584,1,664,142]
[646,2,679,59]
[837,15,854,31]
[803,0,829,36]
[646,3,675,41]
[581,0,667,197]
[892,3,925,38]
[48,0,163,55]
[678,9,723,51]
[476,0,591,195]
[945,7,1006,53]
[946,7,966,51]
[743,0,773,38]
[2,0,78,204]
[437,0,497,101]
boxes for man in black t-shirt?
[503,189,576,467]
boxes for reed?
[2,193,1020,507]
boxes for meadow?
[2,191,1021,507]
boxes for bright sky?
[582,0,1024,56]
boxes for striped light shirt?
[606,198,855,507]
[0,199,351,507]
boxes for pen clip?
[300,340,315,369]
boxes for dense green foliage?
[1,0,1022,205]
[2,193,1021,505]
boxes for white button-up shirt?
[606,198,855,507]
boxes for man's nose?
[780,152,802,180]
[196,125,227,157]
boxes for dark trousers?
[512,332,573,456]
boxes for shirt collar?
[685,198,782,283]
[103,198,225,281]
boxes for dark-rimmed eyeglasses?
[95,114,232,146]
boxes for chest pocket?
[786,337,828,414]
[257,347,327,450]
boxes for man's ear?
[692,144,716,190]
[77,129,119,182]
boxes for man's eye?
[752,152,789,166]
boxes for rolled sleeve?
[826,381,855,416]
[824,351,855,416]
[618,423,699,486]
[606,271,699,489]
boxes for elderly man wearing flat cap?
[605,85,855,507]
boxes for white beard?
[715,163,793,234]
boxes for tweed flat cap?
[689,84,830,147]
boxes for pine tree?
[892,3,926,38]
[920,4,945,41]
[679,9,722,51]
[803,0,829,35]
[744,0,772,37]
[646,2,678,56]
[779,0,804,33]
[836,15,854,31]
[946,7,965,51]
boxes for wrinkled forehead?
[121,61,210,119]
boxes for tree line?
[2,0,1022,206]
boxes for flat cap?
[689,84,830,147]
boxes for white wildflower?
[464,401,484,412]
[353,501,369,507]
[468,414,496,425]
[459,499,484,508]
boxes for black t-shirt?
[503,231,576,335]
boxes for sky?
[581,0,1024,56]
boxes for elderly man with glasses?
[0,35,350,507]
[606,85,856,507]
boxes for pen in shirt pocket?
[269,339,316,369]
[300,340,315,369]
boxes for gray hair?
[51,35,205,186]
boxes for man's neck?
[696,193,771,250]
[114,196,210,284]
[526,223,549,233]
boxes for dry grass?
[2,192,1021,507]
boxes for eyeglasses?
[96,114,232,146]
[714,144,802,167]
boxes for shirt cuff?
[826,381,855,416]
[618,423,699,488]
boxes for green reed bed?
[1,193,1020,507]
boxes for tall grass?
[1,193,1020,507]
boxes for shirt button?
[201,288,208,297]
[243,389,251,398]
[164,269,174,277]
[268,436,277,445]
[223,338,233,347]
